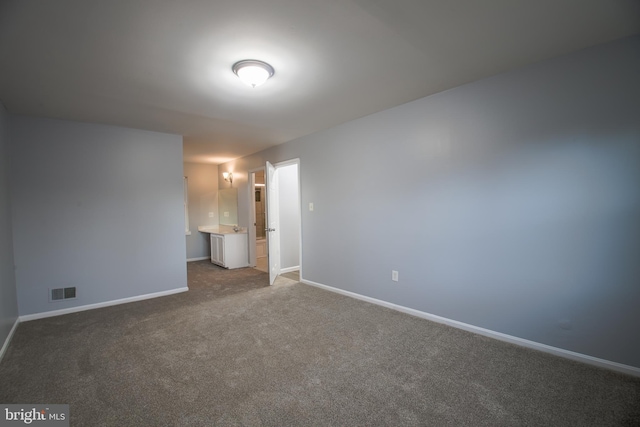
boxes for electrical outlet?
[392,270,399,282]
[224,211,229,217]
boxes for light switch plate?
[309,202,314,211]
[208,212,214,218]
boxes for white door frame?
[272,158,302,280]
[248,159,302,282]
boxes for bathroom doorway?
[252,170,268,272]
[248,160,301,283]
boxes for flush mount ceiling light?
[232,60,274,88]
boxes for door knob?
[265,228,276,232]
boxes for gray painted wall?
[184,162,218,260]
[220,36,640,368]
[10,116,187,316]
[277,163,300,270]
[0,102,18,346]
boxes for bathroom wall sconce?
[223,172,233,185]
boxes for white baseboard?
[0,318,19,363]
[300,278,640,378]
[20,287,189,322]
[280,266,300,274]
[187,256,210,262]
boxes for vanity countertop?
[197,225,248,235]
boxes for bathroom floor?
[255,257,268,272]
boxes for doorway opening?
[248,160,301,285]
[252,170,268,272]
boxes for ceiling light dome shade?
[232,60,275,88]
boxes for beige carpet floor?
[1,261,639,426]
[280,270,300,282]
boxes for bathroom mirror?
[218,188,238,226]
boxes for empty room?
[1,1,639,425]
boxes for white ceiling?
[1,0,638,164]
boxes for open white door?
[266,161,280,285]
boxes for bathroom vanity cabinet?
[209,232,249,269]
[198,226,249,269]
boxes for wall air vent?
[50,287,77,302]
